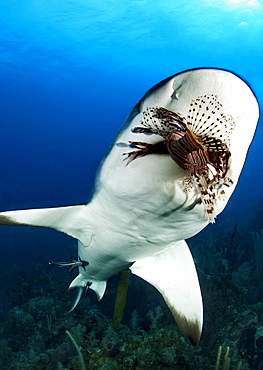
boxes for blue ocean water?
[0,1,262,368]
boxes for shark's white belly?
[79,153,208,281]
[79,97,237,280]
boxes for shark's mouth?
[120,94,235,223]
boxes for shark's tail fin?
[131,240,203,346]
[0,204,91,246]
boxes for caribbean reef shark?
[0,68,259,345]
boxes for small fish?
[49,258,89,272]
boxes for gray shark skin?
[0,68,259,345]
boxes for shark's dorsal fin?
[131,240,203,346]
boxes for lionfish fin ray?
[187,94,235,148]
[132,107,186,137]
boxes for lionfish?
[124,94,236,222]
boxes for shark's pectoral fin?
[0,204,92,247]
[130,240,203,346]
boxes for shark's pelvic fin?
[130,240,203,346]
[67,286,86,313]
[0,205,92,247]
[69,273,107,301]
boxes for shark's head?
[121,68,259,221]
[126,99,234,222]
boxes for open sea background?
[0,1,263,369]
